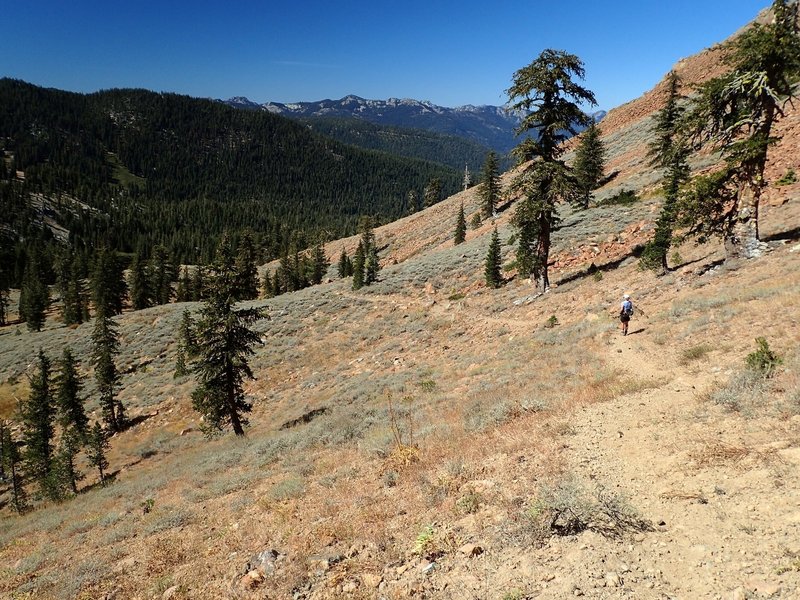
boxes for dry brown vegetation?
[2,11,800,599]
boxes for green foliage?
[150,245,175,305]
[423,177,442,208]
[682,0,800,257]
[469,212,482,230]
[191,246,265,436]
[337,249,352,278]
[0,420,27,512]
[484,227,503,289]
[310,242,329,286]
[91,310,124,432]
[641,71,690,274]
[454,203,466,245]
[572,120,606,208]
[479,150,501,218]
[53,427,84,495]
[596,189,639,207]
[507,49,596,290]
[0,79,461,265]
[302,116,490,172]
[19,248,51,332]
[86,422,110,484]
[55,347,88,440]
[20,350,56,497]
[91,247,127,317]
[745,337,782,377]
[775,168,796,186]
[352,242,366,290]
[545,315,559,328]
[127,252,152,310]
[234,231,259,301]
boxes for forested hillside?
[0,79,461,269]
[298,117,497,173]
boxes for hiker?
[619,294,633,335]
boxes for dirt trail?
[561,326,799,598]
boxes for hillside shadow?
[79,470,121,493]
[764,226,800,243]
[122,412,156,431]
[556,244,645,286]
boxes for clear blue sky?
[3,1,769,110]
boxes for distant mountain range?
[223,95,606,156]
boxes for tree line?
[0,79,461,268]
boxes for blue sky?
[3,1,769,110]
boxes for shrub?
[776,168,797,186]
[746,337,782,377]
[707,370,768,413]
[596,189,639,207]
[544,315,559,328]
[527,477,651,539]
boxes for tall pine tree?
[507,49,596,291]
[640,71,690,273]
[234,230,259,301]
[19,249,51,332]
[91,307,124,432]
[572,120,606,208]
[0,421,27,512]
[479,151,501,219]
[454,203,467,245]
[20,350,56,497]
[191,243,265,436]
[55,347,89,440]
[484,227,503,289]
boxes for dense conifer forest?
[0,79,461,276]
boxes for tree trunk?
[725,179,763,260]
[226,361,245,436]
[535,212,552,292]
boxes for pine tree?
[63,254,88,325]
[19,250,51,332]
[175,266,191,302]
[91,308,124,432]
[191,249,265,436]
[174,345,189,378]
[454,203,467,245]
[337,249,350,278]
[128,252,152,310]
[234,231,259,301]
[91,247,126,317]
[150,245,174,305]
[507,49,596,291]
[20,350,56,497]
[311,243,328,285]
[86,422,109,485]
[682,0,800,260]
[407,189,420,214]
[0,421,27,513]
[640,71,690,273]
[352,241,366,290]
[423,178,442,208]
[479,151,501,219]
[179,309,198,357]
[365,244,380,285]
[55,347,88,440]
[54,428,83,495]
[572,120,606,208]
[484,227,503,289]
[0,268,9,326]
[191,264,207,301]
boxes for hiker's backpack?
[622,300,633,316]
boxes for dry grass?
[687,438,780,470]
